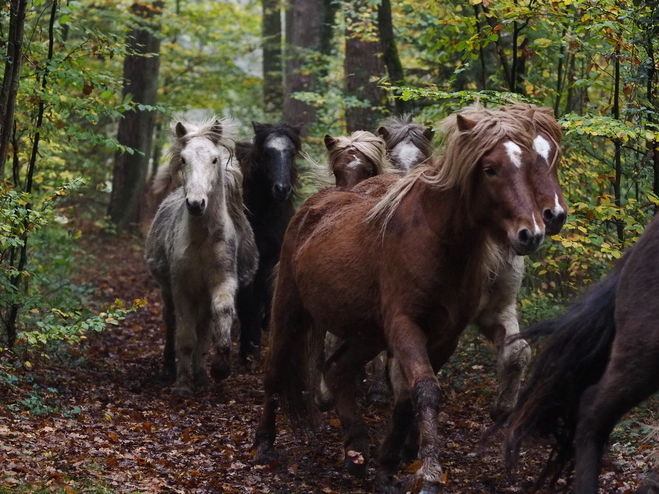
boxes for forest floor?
[1,228,659,494]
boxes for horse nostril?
[186,198,206,216]
[273,183,291,199]
[555,211,567,225]
[518,228,531,246]
[542,208,555,224]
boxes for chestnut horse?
[324,131,394,190]
[500,214,659,494]
[254,105,550,494]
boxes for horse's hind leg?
[161,285,176,379]
[367,351,391,404]
[324,338,379,478]
[574,337,659,494]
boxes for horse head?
[377,115,434,173]
[447,111,547,256]
[172,119,226,217]
[252,122,301,202]
[496,104,568,236]
[325,131,393,190]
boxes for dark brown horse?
[500,214,659,494]
[234,122,302,363]
[324,131,394,190]
[254,105,550,494]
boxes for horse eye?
[181,157,186,164]
[212,157,218,164]
[484,167,496,177]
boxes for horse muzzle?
[186,197,206,216]
[272,183,292,201]
[511,227,544,256]
[543,207,567,236]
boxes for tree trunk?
[345,0,386,132]
[108,1,163,230]
[0,0,28,182]
[284,0,325,135]
[262,0,283,116]
[378,0,406,114]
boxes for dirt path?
[0,231,654,493]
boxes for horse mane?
[367,104,538,231]
[379,114,434,158]
[326,130,395,176]
[472,103,563,169]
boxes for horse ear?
[423,127,435,141]
[251,121,264,134]
[324,134,336,151]
[456,114,476,132]
[209,120,223,143]
[377,126,389,139]
[175,122,188,139]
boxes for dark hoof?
[210,363,230,381]
[419,482,442,494]
[489,403,511,423]
[315,397,334,412]
[254,442,277,464]
[344,451,367,479]
[375,473,402,494]
[172,386,192,398]
[194,374,212,392]
[367,390,390,404]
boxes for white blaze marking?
[554,193,564,214]
[265,136,291,152]
[393,142,423,172]
[533,135,551,162]
[532,214,543,235]
[504,141,523,168]
[346,156,362,170]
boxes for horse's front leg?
[172,293,197,397]
[160,285,177,380]
[209,274,239,381]
[477,303,530,420]
[378,317,443,494]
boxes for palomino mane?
[326,130,395,176]
[379,114,433,158]
[367,104,538,230]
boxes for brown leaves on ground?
[0,231,654,493]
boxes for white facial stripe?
[393,142,424,172]
[346,157,362,170]
[553,193,564,214]
[265,136,291,152]
[532,214,543,235]
[533,135,551,163]
[504,141,523,168]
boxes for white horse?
[145,117,258,397]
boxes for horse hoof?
[254,442,277,464]
[367,390,390,404]
[315,397,334,412]
[172,386,192,398]
[419,482,442,494]
[344,451,366,479]
[210,361,231,381]
[194,375,212,392]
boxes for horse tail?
[262,247,319,430]
[501,252,630,488]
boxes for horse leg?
[477,303,530,420]
[324,339,379,479]
[161,285,176,379]
[192,312,212,391]
[379,319,445,494]
[209,276,238,381]
[314,331,342,412]
[172,295,197,397]
[254,273,312,462]
[367,351,391,404]
[237,281,259,365]
[239,264,270,363]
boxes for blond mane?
[367,104,539,231]
[326,131,395,176]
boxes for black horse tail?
[501,253,630,490]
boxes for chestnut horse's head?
[324,131,394,190]
[437,106,559,255]
[497,104,567,236]
[170,118,233,217]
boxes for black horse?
[500,213,659,493]
[235,122,302,363]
